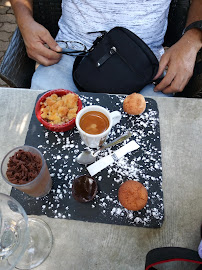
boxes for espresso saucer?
[72,175,98,203]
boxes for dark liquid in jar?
[72,175,97,202]
[80,111,109,134]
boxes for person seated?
[10,0,202,97]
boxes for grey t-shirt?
[56,0,172,60]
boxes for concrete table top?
[0,88,201,270]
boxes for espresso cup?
[76,105,121,148]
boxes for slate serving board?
[11,92,164,228]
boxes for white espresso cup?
[76,105,121,148]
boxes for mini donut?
[118,180,148,211]
[123,93,146,115]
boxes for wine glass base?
[15,218,53,270]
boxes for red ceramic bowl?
[35,89,82,132]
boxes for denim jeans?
[31,54,173,97]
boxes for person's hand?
[20,18,62,66]
[154,30,201,94]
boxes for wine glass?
[0,193,53,270]
[15,217,53,270]
[0,193,29,270]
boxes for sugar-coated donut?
[118,180,148,211]
[123,93,146,115]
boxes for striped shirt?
[56,0,172,60]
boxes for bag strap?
[145,247,202,270]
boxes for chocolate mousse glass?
[1,145,52,197]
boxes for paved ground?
[0,0,16,87]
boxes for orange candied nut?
[40,93,79,125]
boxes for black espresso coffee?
[80,111,109,135]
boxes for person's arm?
[10,0,62,66]
[154,0,202,94]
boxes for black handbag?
[73,27,159,94]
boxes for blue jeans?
[31,54,173,97]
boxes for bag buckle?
[96,47,117,67]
